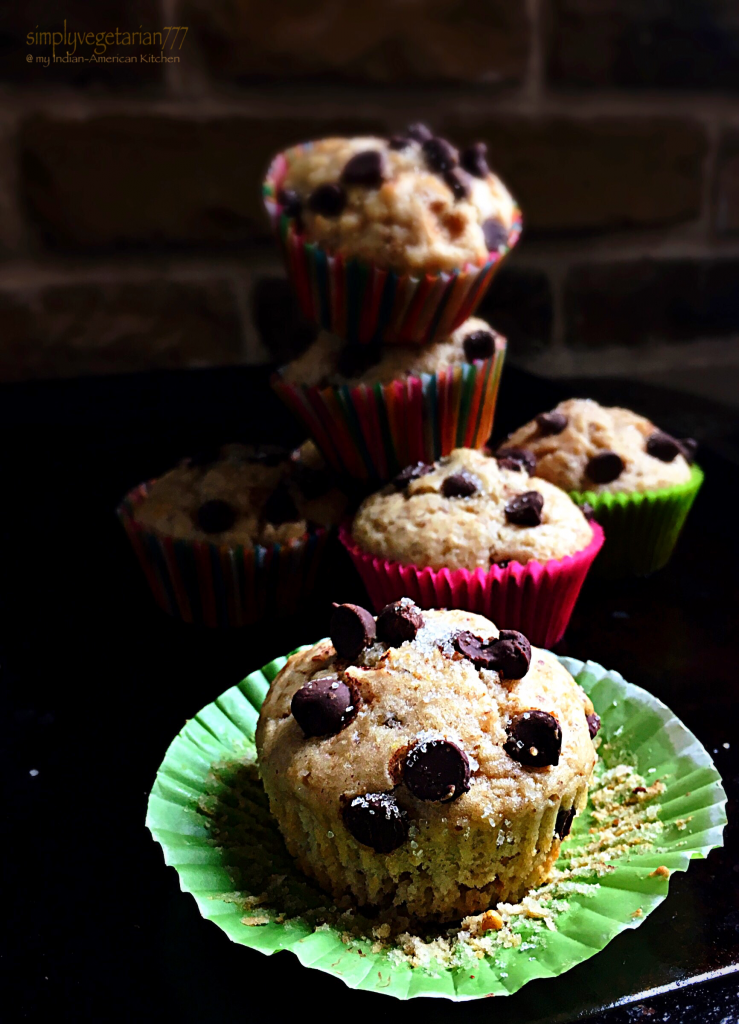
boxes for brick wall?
[2,0,739,388]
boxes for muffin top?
[256,605,598,850]
[275,126,517,274]
[351,447,593,570]
[280,317,504,389]
[502,398,696,494]
[133,440,347,546]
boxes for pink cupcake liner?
[263,146,522,347]
[339,521,605,649]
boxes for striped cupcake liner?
[263,147,522,346]
[272,342,506,483]
[117,483,329,628]
[339,521,604,649]
[570,464,704,579]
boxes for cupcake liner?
[570,465,703,578]
[117,483,329,628]
[146,651,726,1001]
[263,147,522,346]
[338,521,604,648]
[272,341,506,482]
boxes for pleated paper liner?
[117,483,329,628]
[339,522,604,648]
[570,465,704,579]
[263,147,522,346]
[146,651,725,1001]
[272,342,506,482]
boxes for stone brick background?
[1,0,739,403]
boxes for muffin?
[273,318,507,481]
[256,603,598,920]
[500,399,703,577]
[117,442,346,627]
[263,124,521,345]
[341,448,602,646]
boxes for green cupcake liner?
[146,648,725,1001]
[570,464,704,578]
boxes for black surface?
[4,364,738,1022]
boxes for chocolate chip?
[482,218,508,251]
[646,431,682,463]
[460,142,489,179]
[679,437,698,463]
[392,462,433,491]
[555,806,576,839]
[330,603,376,661]
[444,167,471,200]
[505,710,562,767]
[291,678,355,738]
[383,713,402,729]
[586,451,624,484]
[463,329,496,362]
[277,188,302,219]
[581,503,595,521]
[403,740,470,802]
[308,182,346,217]
[406,122,433,143]
[496,560,510,569]
[504,491,544,526]
[292,463,332,501]
[336,341,382,380]
[496,447,537,475]
[442,471,480,498]
[377,599,424,647]
[341,150,385,188]
[586,712,601,738]
[454,629,531,679]
[422,136,459,174]
[263,483,300,525]
[388,135,410,150]
[342,792,408,853]
[536,411,568,436]
[244,443,290,467]
[196,499,236,534]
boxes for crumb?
[631,908,643,918]
[650,866,670,878]
[241,913,270,926]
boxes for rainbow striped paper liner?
[272,345,506,483]
[263,147,522,346]
[117,482,329,628]
[339,521,604,648]
[570,464,703,579]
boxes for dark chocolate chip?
[308,182,347,217]
[463,329,496,362]
[679,437,698,463]
[586,712,601,739]
[196,499,236,534]
[403,740,470,802]
[330,602,376,661]
[422,136,459,174]
[460,142,489,178]
[536,411,568,436]
[336,341,382,380]
[244,443,290,467]
[454,629,531,679]
[406,122,433,143]
[581,502,595,521]
[646,431,682,463]
[586,451,624,484]
[496,447,537,475]
[504,490,544,526]
[277,188,302,219]
[383,713,402,729]
[505,710,562,767]
[377,599,424,647]
[341,150,385,188]
[263,483,300,525]
[442,471,480,498]
[187,445,221,469]
[291,462,333,501]
[555,806,576,839]
[482,218,508,251]
[342,792,408,853]
[388,135,411,150]
[393,461,433,491]
[444,167,471,200]
[291,677,355,738]
[496,560,510,569]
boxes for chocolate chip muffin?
[501,399,695,495]
[351,447,593,570]
[276,127,517,274]
[256,603,598,920]
[280,317,504,388]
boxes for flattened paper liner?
[570,465,703,579]
[146,653,726,1001]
